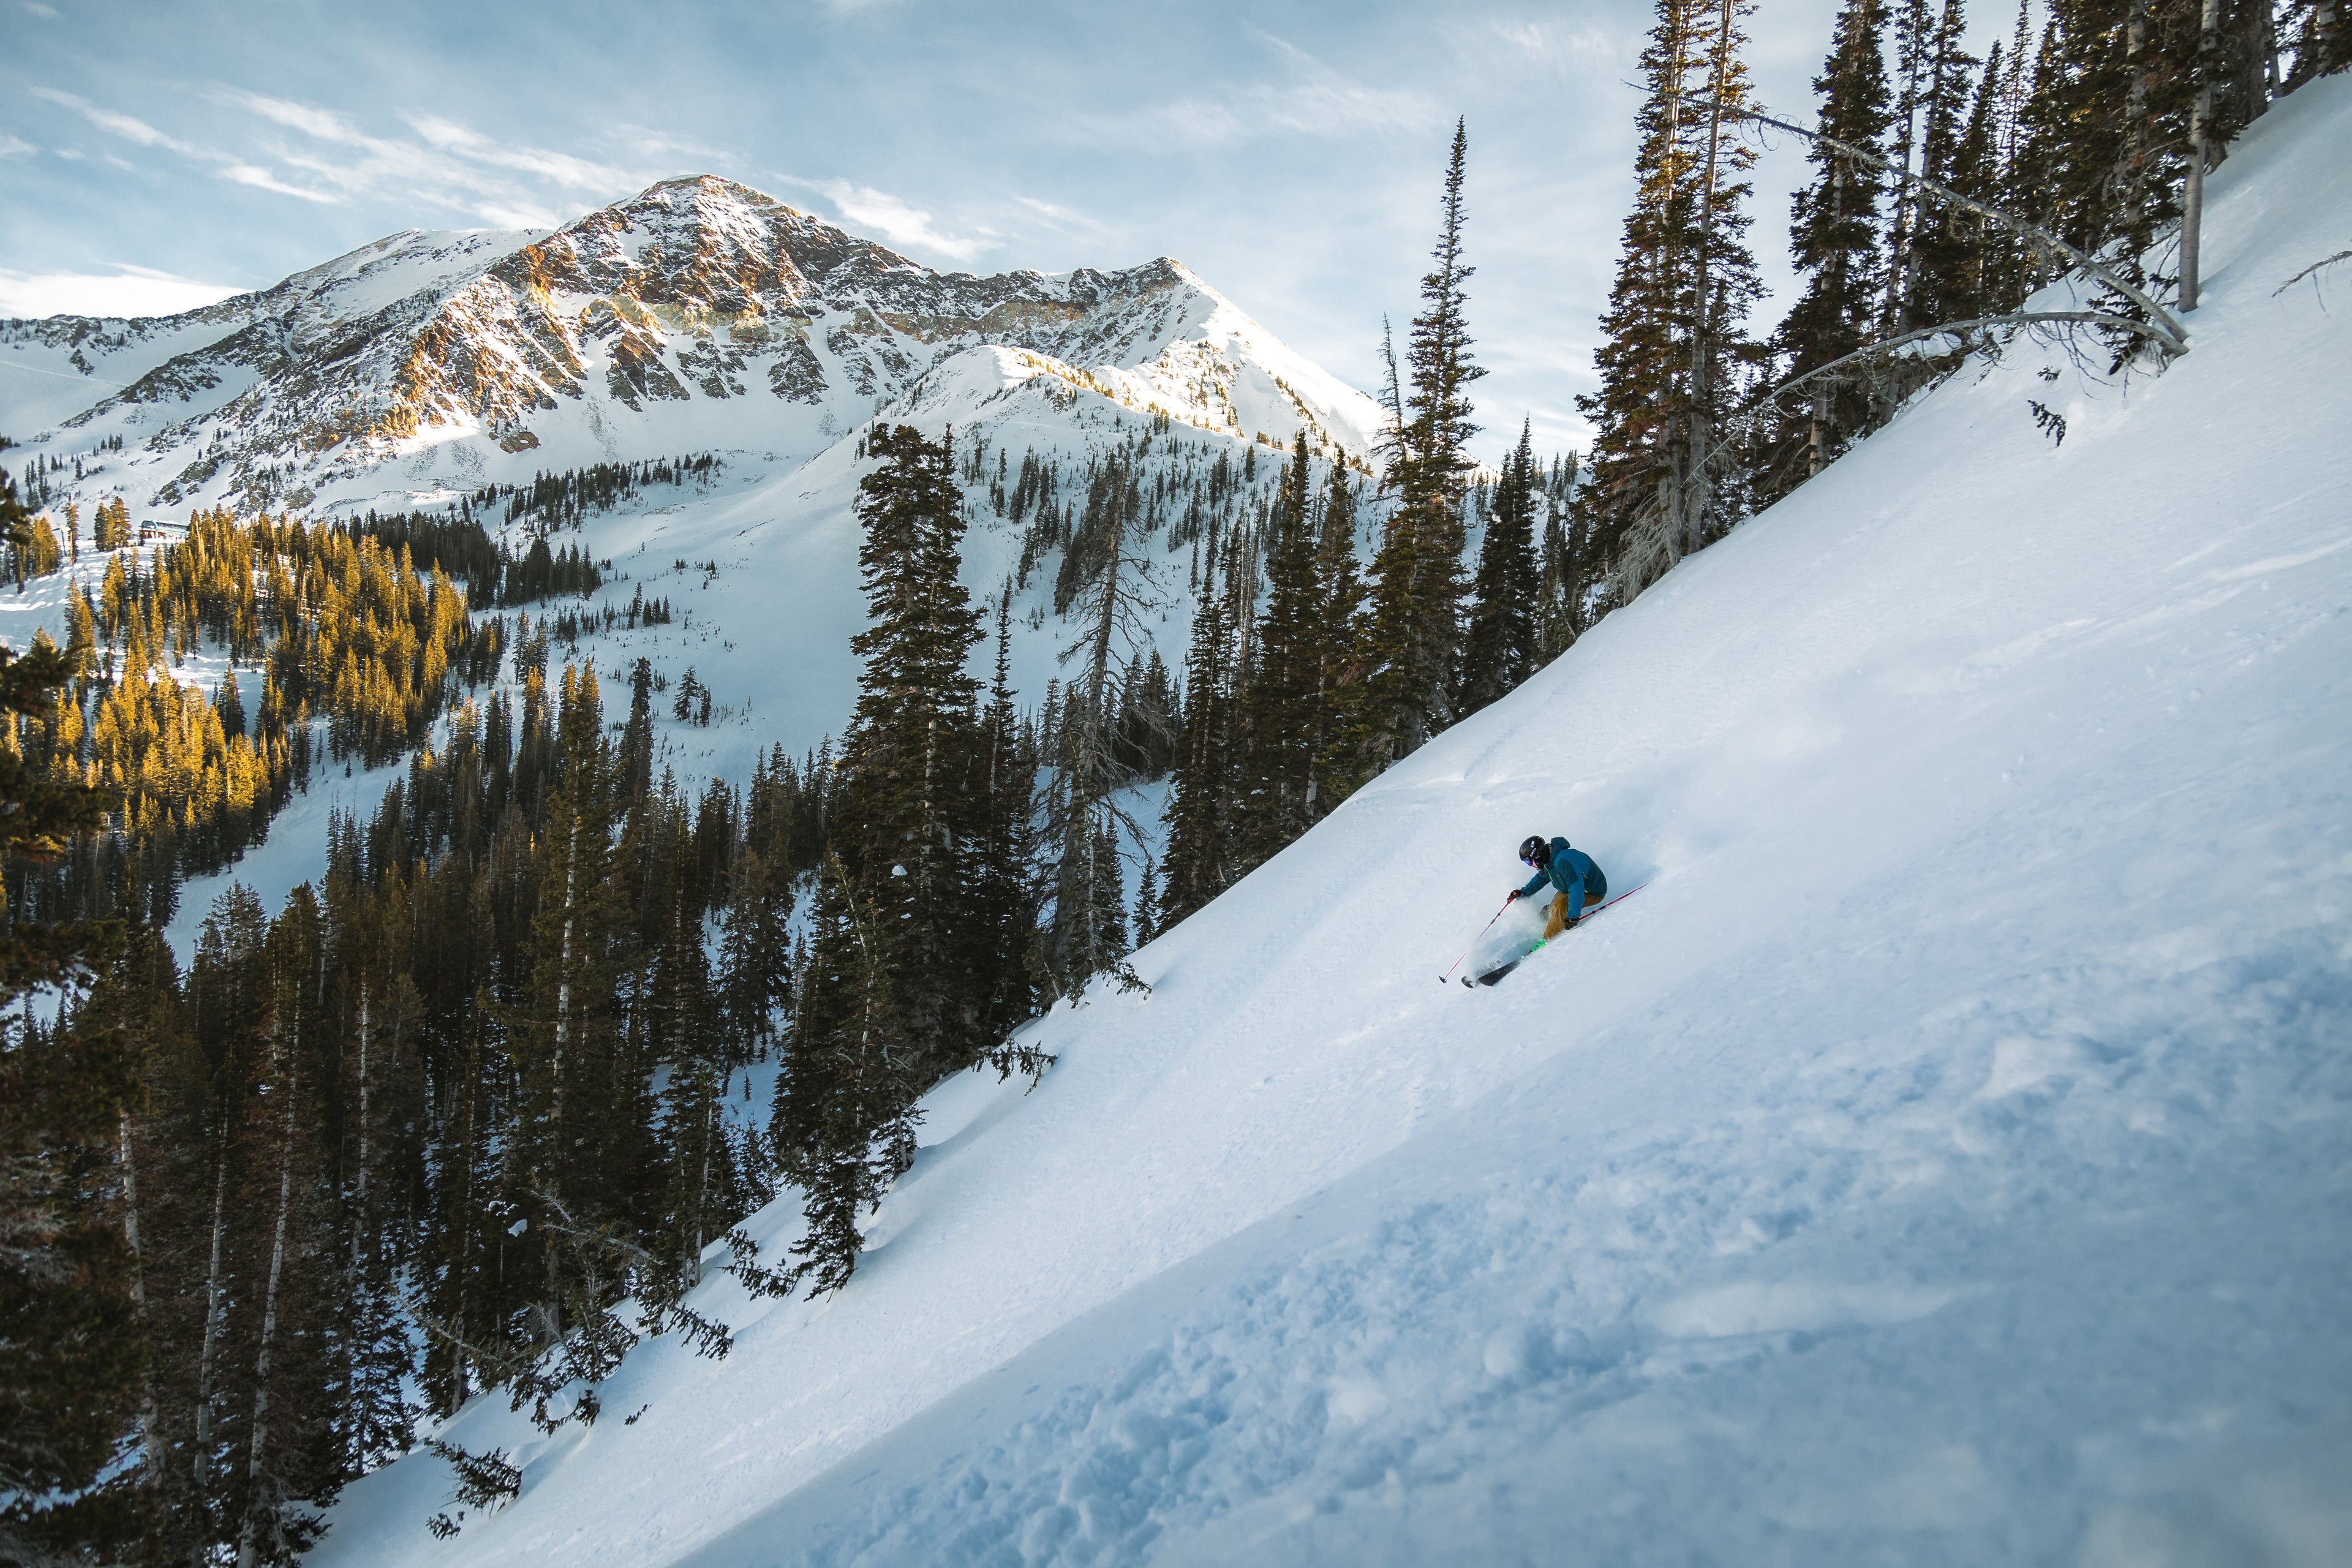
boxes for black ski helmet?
[1519,835,1550,867]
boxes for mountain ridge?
[2,176,1389,521]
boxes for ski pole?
[1439,895,1515,984]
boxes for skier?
[1508,834,1606,941]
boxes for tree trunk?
[2181,0,2221,310]
[119,1115,162,1494]
[236,1020,301,1568]
[353,978,369,1274]
[547,810,579,1318]
[190,1125,232,1565]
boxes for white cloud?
[1090,33,1441,148]
[21,1,60,16]
[31,87,199,154]
[235,92,370,145]
[0,265,247,320]
[606,124,738,169]
[1014,194,1113,241]
[470,202,565,230]
[31,84,656,228]
[403,114,636,192]
[34,86,345,203]
[822,183,994,263]
[221,162,339,203]
[0,135,33,159]
[1485,18,1623,74]
[204,91,651,222]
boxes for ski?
[1461,882,1648,987]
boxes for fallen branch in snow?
[2274,249,2352,299]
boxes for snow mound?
[318,78,2352,1566]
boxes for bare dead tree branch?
[1704,99,2191,354]
[1758,310,2169,410]
[2274,249,2352,297]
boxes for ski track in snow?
[303,77,2352,1566]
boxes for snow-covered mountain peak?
[3,176,1387,521]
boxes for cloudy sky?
[0,0,2003,459]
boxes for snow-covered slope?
[314,77,2352,1568]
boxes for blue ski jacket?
[1517,838,1604,922]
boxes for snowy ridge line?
[2,178,1389,532]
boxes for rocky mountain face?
[2,177,1386,518]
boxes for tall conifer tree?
[1160,542,1236,924]
[1771,0,1895,493]
[1235,434,1324,870]
[1580,0,1766,596]
[1896,0,1983,328]
[1359,119,1484,769]
[1457,421,1541,716]
[1309,461,1369,818]
[772,425,988,1294]
[509,665,628,1367]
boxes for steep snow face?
[2,175,1387,520]
[314,77,2352,1568]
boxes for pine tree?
[1580,0,1768,597]
[1771,0,1896,494]
[1358,119,1485,769]
[334,908,422,1477]
[1535,454,1586,660]
[2008,0,2170,269]
[1041,450,1161,997]
[508,663,630,1388]
[1308,459,1370,818]
[78,931,184,1545]
[618,657,655,806]
[1928,38,2007,318]
[970,592,1036,1038]
[715,848,793,1064]
[0,636,145,1564]
[650,869,731,1283]
[1160,537,1237,924]
[228,887,348,1568]
[2284,0,2348,78]
[1456,420,1540,716]
[1131,856,1160,946]
[829,424,987,1058]
[1234,433,1324,871]
[772,425,990,1295]
[771,854,912,1298]
[1896,0,1985,328]
[417,985,503,1420]
[1879,0,1939,331]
